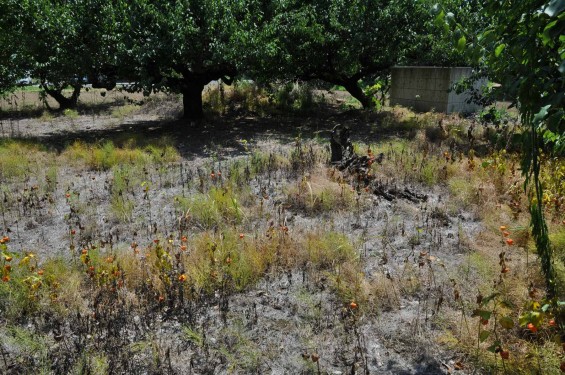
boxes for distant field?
[0,86,149,113]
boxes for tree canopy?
[1,0,488,115]
[0,1,26,94]
[0,0,127,108]
[120,0,251,119]
[251,0,433,108]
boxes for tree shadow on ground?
[4,104,420,160]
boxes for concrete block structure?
[390,66,483,114]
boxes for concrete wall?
[390,66,483,114]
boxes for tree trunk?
[42,84,81,110]
[342,81,372,109]
[182,83,204,120]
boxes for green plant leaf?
[457,35,466,51]
[479,330,490,342]
[542,20,557,46]
[434,10,445,28]
[486,341,501,353]
[494,44,505,57]
[519,311,541,326]
[499,316,514,329]
[472,309,492,320]
[480,292,500,306]
[534,105,551,124]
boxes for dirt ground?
[0,94,489,374]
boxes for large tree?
[251,0,430,108]
[0,0,28,96]
[2,0,125,109]
[121,0,252,120]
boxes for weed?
[72,351,110,375]
[448,176,480,209]
[183,326,204,347]
[110,165,137,222]
[175,186,246,229]
[1,100,564,374]
[61,140,179,171]
[219,321,266,372]
[44,165,58,193]
[39,110,55,122]
[3,326,50,372]
[270,81,318,112]
[63,108,79,119]
[303,231,356,270]
[111,104,139,120]
[0,140,46,180]
[288,177,357,215]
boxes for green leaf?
[499,316,514,329]
[480,292,500,306]
[434,10,445,28]
[543,130,557,142]
[479,330,490,342]
[495,44,505,57]
[472,309,492,320]
[559,60,565,74]
[545,0,565,17]
[519,311,541,326]
[486,341,501,353]
[457,35,466,51]
[534,105,551,124]
[480,29,494,43]
[542,21,557,46]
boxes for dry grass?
[0,87,149,114]
[0,139,53,180]
[60,139,180,170]
[285,170,359,215]
[1,101,564,373]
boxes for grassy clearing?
[0,102,564,373]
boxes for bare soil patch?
[0,99,518,374]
